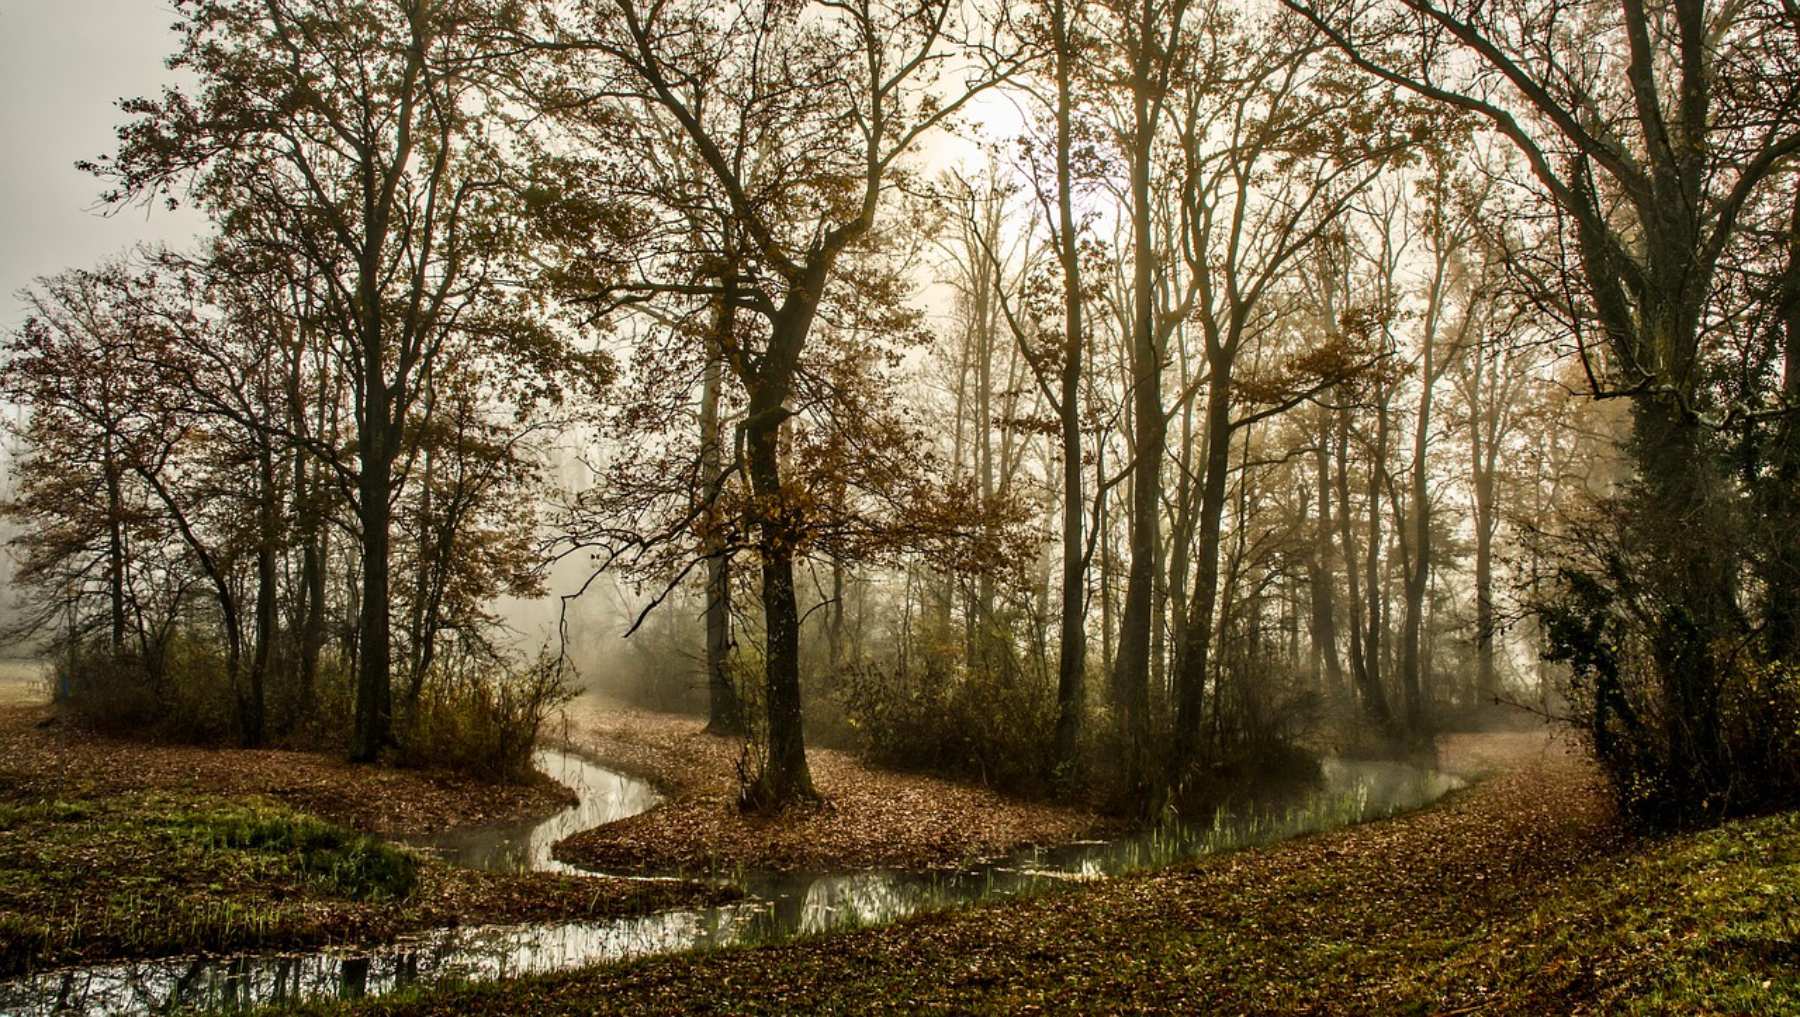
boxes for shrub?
[397,651,578,782]
[834,653,1058,794]
[58,635,239,744]
[1542,564,1800,822]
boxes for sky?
[0,1,206,328]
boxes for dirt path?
[552,697,1106,873]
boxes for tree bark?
[351,289,394,763]
[741,290,823,807]
[701,284,744,735]
[1046,0,1090,776]
[1171,364,1233,770]
[1110,30,1164,782]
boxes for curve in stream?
[0,748,1464,1015]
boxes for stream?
[0,747,1464,1015]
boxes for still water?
[0,749,1462,1015]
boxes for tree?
[1289,0,1800,814]
[533,0,1012,807]
[1161,4,1418,773]
[94,0,562,761]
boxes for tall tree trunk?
[1634,397,1731,789]
[1048,0,1089,775]
[1310,415,1346,698]
[1171,365,1232,771]
[746,409,814,803]
[1399,343,1433,737]
[701,284,744,735]
[1110,46,1163,785]
[1469,363,1499,704]
[1764,193,1800,660]
[246,442,277,748]
[351,298,394,763]
[103,432,126,653]
[1335,408,1391,730]
[296,445,326,714]
[742,295,821,807]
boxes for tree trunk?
[1310,414,1346,697]
[1764,193,1800,660]
[297,446,326,714]
[1399,342,1432,737]
[351,303,394,763]
[103,431,127,653]
[745,406,814,804]
[1469,366,1499,703]
[701,286,744,735]
[741,293,821,807]
[1335,408,1391,730]
[1172,364,1232,771]
[246,442,277,748]
[1048,0,1089,775]
[1110,51,1163,785]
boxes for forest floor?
[550,698,1106,873]
[0,702,733,975]
[301,731,1800,1016]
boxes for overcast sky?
[0,2,1010,340]
[0,2,206,328]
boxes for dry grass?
[552,698,1106,873]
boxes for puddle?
[0,750,1462,1014]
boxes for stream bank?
[0,733,1473,1014]
[552,700,1108,873]
[291,732,1786,1017]
[0,708,732,987]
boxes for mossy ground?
[0,784,737,977]
[0,791,417,973]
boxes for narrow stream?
[0,748,1463,1015]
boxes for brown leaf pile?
[551,700,1106,873]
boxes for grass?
[0,783,739,978]
[281,751,1800,1015]
[1437,808,1800,1014]
[0,791,420,973]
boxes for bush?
[834,653,1058,794]
[1542,565,1800,822]
[397,651,578,782]
[58,635,240,744]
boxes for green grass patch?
[161,800,418,899]
[1440,809,1800,1014]
[0,789,418,973]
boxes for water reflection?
[0,753,1461,1015]
[402,749,663,874]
